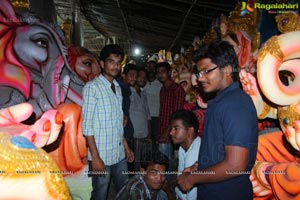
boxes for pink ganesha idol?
[0,0,89,177]
[0,103,70,199]
[240,29,300,199]
[47,45,101,175]
[0,0,71,118]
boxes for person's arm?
[177,145,249,191]
[162,180,177,200]
[82,84,105,172]
[123,136,134,162]
[177,85,186,109]
[119,82,131,127]
[123,114,128,127]
[86,136,106,172]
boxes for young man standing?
[169,109,201,200]
[177,41,258,200]
[156,62,186,178]
[129,67,152,171]
[144,60,162,145]
[82,44,134,199]
[120,63,139,174]
[117,64,136,149]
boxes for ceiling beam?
[169,0,198,51]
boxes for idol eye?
[83,60,92,67]
[34,38,48,48]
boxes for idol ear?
[236,31,251,68]
[0,0,20,26]
[0,0,31,99]
[257,31,300,106]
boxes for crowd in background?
[81,38,260,200]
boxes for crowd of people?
[2,0,298,199]
[81,40,259,200]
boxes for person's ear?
[168,70,172,78]
[188,127,195,137]
[223,65,233,77]
[100,60,105,69]
[140,167,146,177]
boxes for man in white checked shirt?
[82,44,134,200]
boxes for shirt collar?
[99,74,120,87]
[209,82,239,103]
[138,175,158,198]
[184,136,201,153]
[162,80,176,89]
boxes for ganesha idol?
[219,14,253,71]
[0,0,99,174]
[48,45,100,176]
[66,44,101,105]
[0,0,73,119]
[0,0,99,198]
[0,0,74,147]
[0,0,100,115]
[240,30,300,199]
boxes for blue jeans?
[159,143,174,181]
[90,159,129,200]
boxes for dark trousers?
[150,116,159,144]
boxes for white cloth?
[129,87,151,138]
[175,136,201,200]
[143,79,162,117]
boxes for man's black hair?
[123,63,139,74]
[170,109,199,135]
[99,44,124,61]
[138,67,147,74]
[140,149,169,170]
[147,60,157,65]
[192,40,239,81]
[156,62,171,72]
